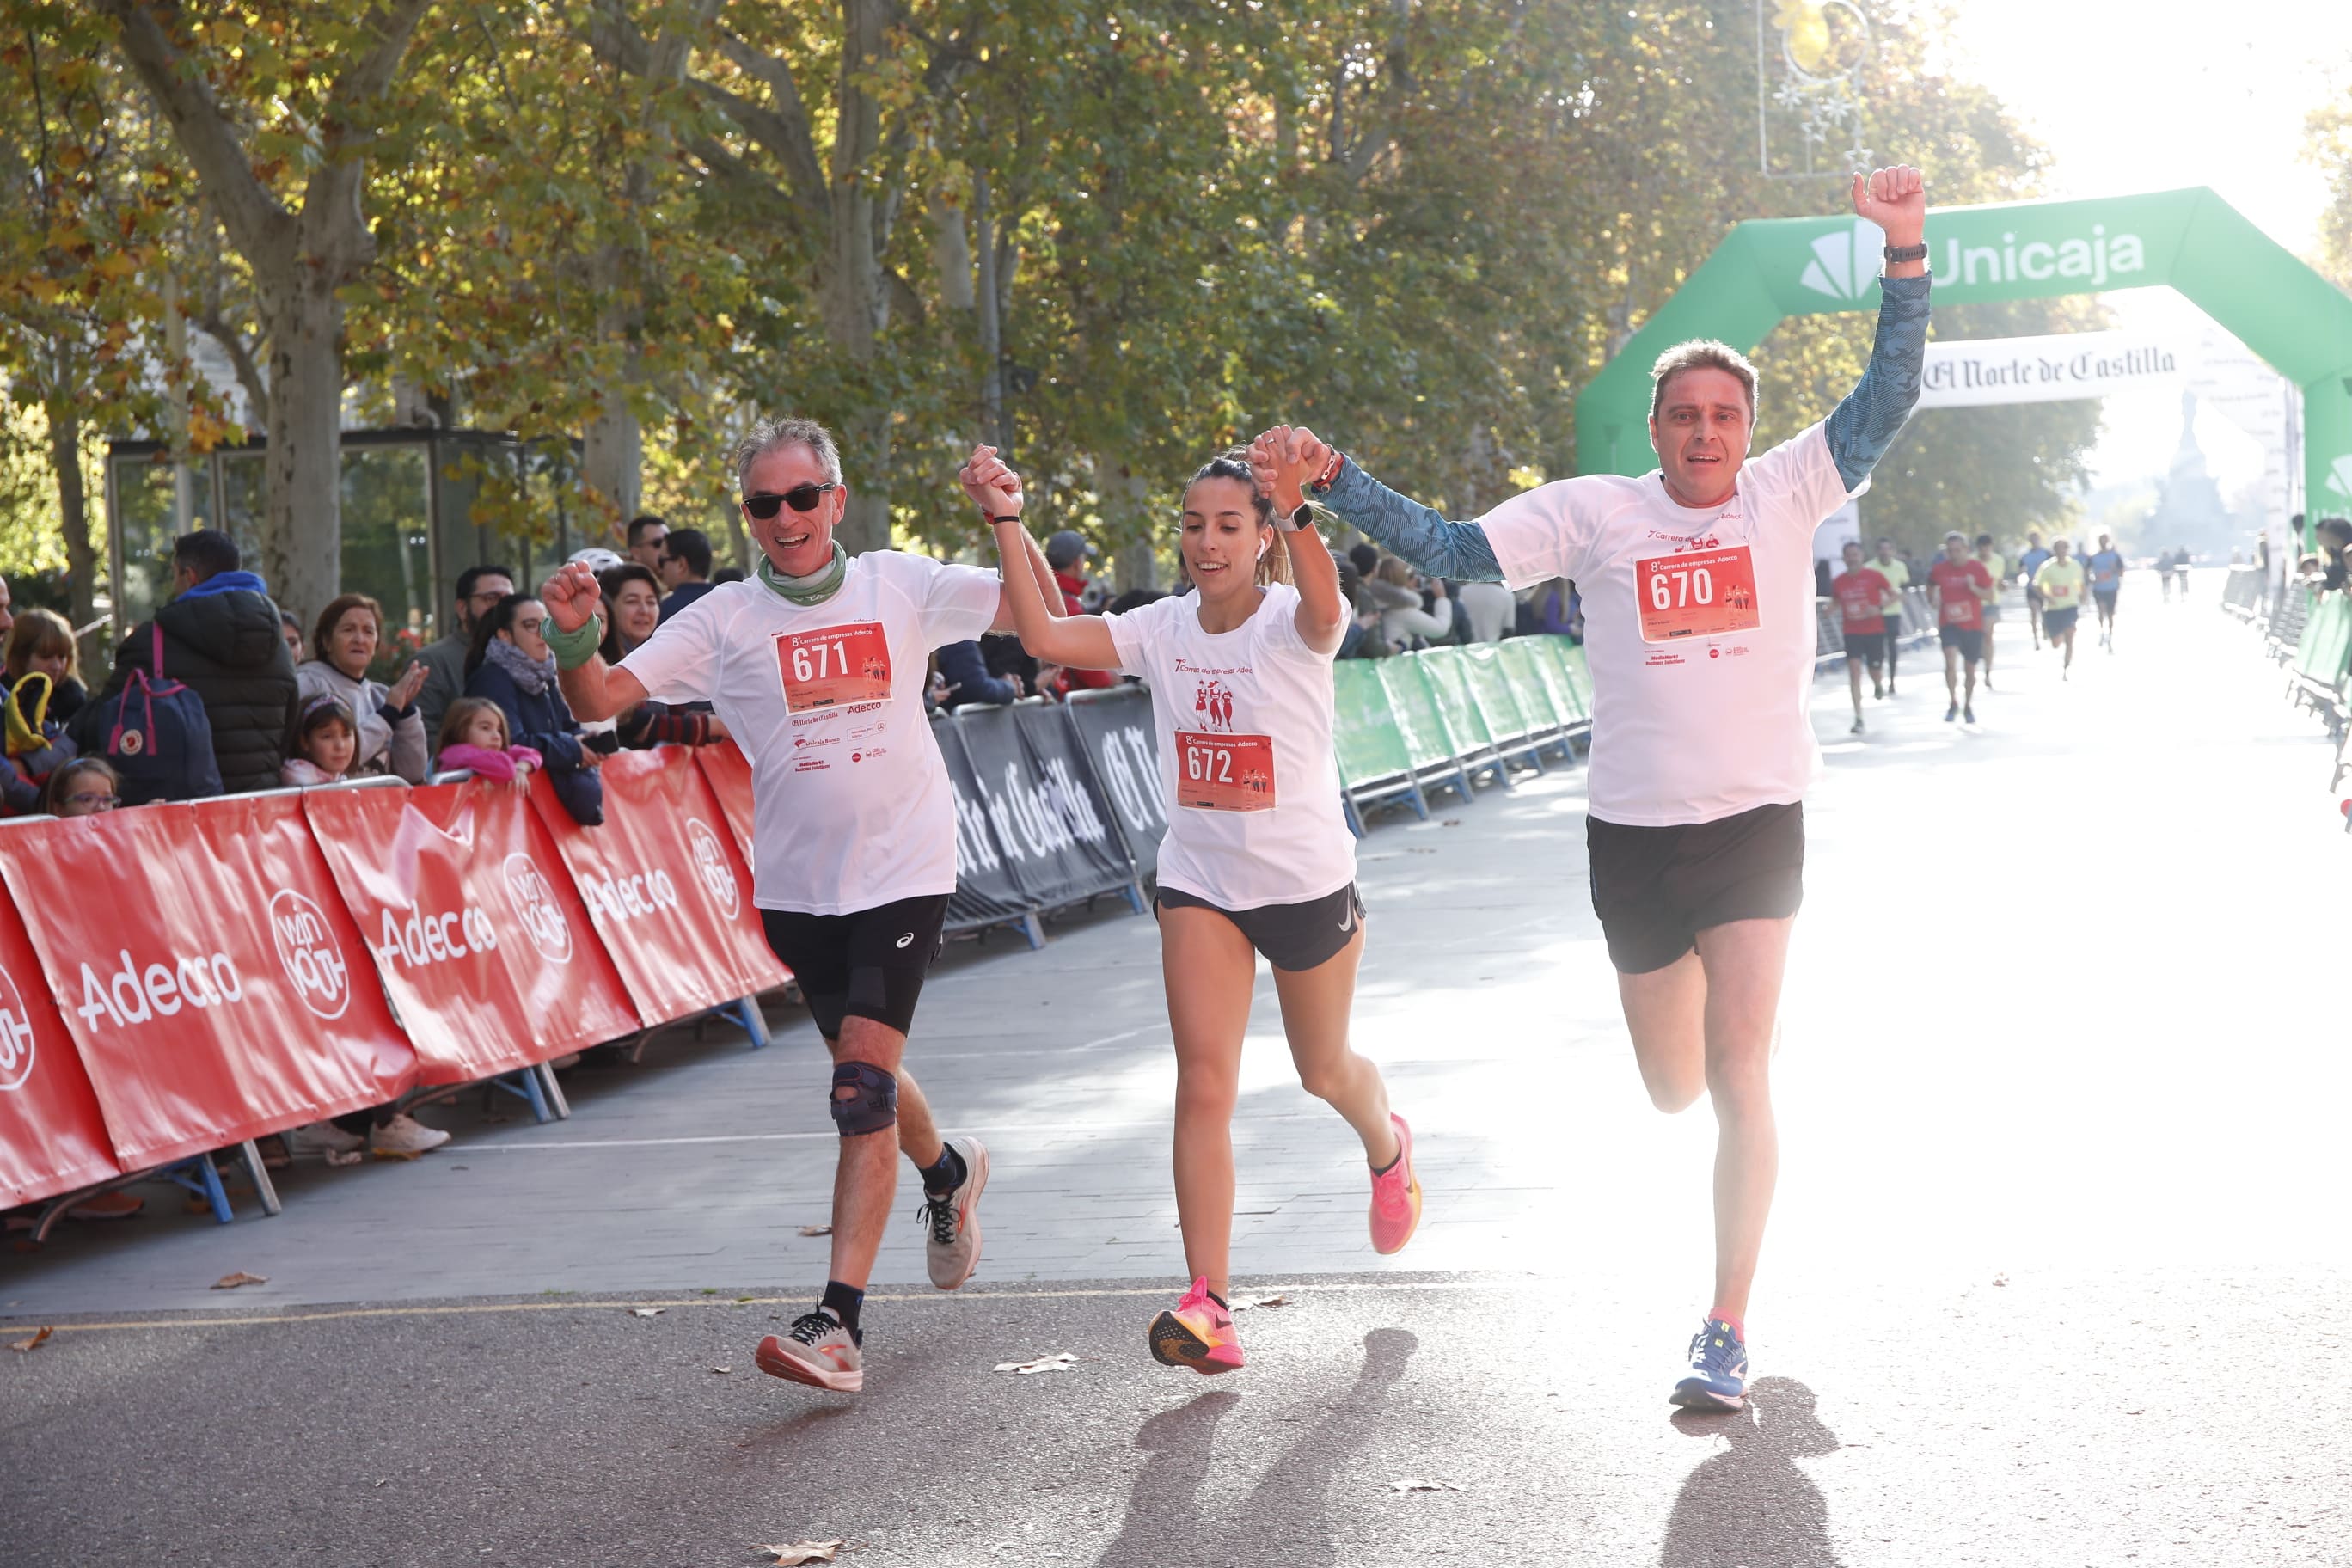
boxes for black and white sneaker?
[916,1135,989,1290]
[756,1309,863,1393]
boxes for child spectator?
[39,756,119,818]
[5,608,87,727]
[465,592,606,824]
[434,696,543,782]
[281,695,358,786]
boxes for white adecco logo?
[0,961,34,1093]
[1801,218,2150,298]
[686,818,739,920]
[2326,454,2352,502]
[1799,219,1885,300]
[502,854,573,965]
[268,890,352,1021]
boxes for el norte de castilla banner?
[1915,330,2181,410]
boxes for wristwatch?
[1883,242,1929,264]
[1280,501,1314,533]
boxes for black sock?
[819,1280,865,1343]
[1207,1289,1229,1312]
[918,1143,966,1196]
[1370,1148,1402,1177]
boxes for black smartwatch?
[1883,242,1929,265]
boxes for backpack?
[90,624,224,805]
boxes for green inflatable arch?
[1576,187,2352,521]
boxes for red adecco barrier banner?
[303,777,640,1084]
[0,798,417,1170]
[695,740,757,867]
[0,863,120,1205]
[530,748,785,1026]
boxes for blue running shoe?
[1669,1319,1749,1411]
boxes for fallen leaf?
[183,1197,211,1216]
[1232,1294,1290,1312]
[1441,818,1461,827]
[1387,1480,1465,1493]
[992,1352,1079,1375]
[628,1308,665,1319]
[1992,1274,2008,1287]
[371,1148,421,1162]
[757,1540,844,1565]
[797,1224,831,1237]
[8,1326,52,1352]
[711,1365,732,1375]
[323,1148,364,1167]
[211,1271,267,1290]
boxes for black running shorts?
[2043,606,2079,638]
[1939,625,1984,663]
[1155,883,1365,973]
[760,893,950,1039]
[1841,628,1887,664]
[1586,803,1805,975]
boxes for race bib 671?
[776,622,891,712]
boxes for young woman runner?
[959,440,1422,1375]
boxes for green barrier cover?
[1498,639,1571,730]
[2292,590,2334,678]
[1413,647,1496,754]
[1537,637,1592,722]
[1331,659,1415,787]
[1461,644,1540,744]
[1378,658,1461,774]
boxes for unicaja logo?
[2326,454,2352,502]
[1798,218,1885,300]
[0,961,34,1093]
[502,854,573,964]
[686,818,739,920]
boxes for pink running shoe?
[1369,1112,1422,1255]
[1148,1277,1245,1375]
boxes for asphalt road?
[6,578,2347,1565]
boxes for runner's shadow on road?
[1662,1376,1842,1567]
[1096,1327,1417,1568]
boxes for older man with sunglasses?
[542,415,1063,1395]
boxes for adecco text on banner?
[74,948,243,1028]
[0,959,34,1092]
[579,867,683,925]
[502,854,574,963]
[267,889,354,1021]
[375,905,501,971]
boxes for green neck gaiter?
[759,542,848,607]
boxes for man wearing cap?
[1045,530,1115,691]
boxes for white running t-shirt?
[617,552,1001,914]
[1104,583,1356,910]
[1478,422,1855,826]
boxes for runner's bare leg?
[1270,925,1398,1164]
[1691,916,1792,1326]
[1619,949,1707,1113]
[1944,644,1962,707]
[1847,657,1864,723]
[824,1016,910,1289]
[1162,905,1258,1303]
[895,1063,944,1171]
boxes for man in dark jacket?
[72,530,299,795]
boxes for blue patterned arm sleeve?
[1311,461,1504,582]
[1822,273,1932,491]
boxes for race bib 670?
[1637,547,1761,643]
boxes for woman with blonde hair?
[4,607,85,726]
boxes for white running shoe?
[756,1309,864,1393]
[369,1113,451,1155]
[917,1135,989,1290]
[288,1122,364,1157]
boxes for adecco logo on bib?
[269,890,352,1021]
[686,818,739,920]
[0,961,34,1093]
[1801,217,2150,302]
[502,854,573,964]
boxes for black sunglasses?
[742,483,837,520]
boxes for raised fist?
[1852,165,1926,246]
[542,560,603,634]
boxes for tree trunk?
[43,394,97,637]
[260,278,347,635]
[583,382,644,526]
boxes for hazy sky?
[1927,0,2352,489]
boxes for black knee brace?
[830,1061,898,1136]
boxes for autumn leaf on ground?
[371,1148,422,1162]
[628,1308,665,1318]
[797,1225,831,1237]
[711,1365,732,1375]
[211,1271,267,1289]
[9,1326,53,1352]
[992,1352,1078,1375]
[1387,1480,1465,1493]
[1233,1294,1289,1312]
[757,1540,845,1565]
